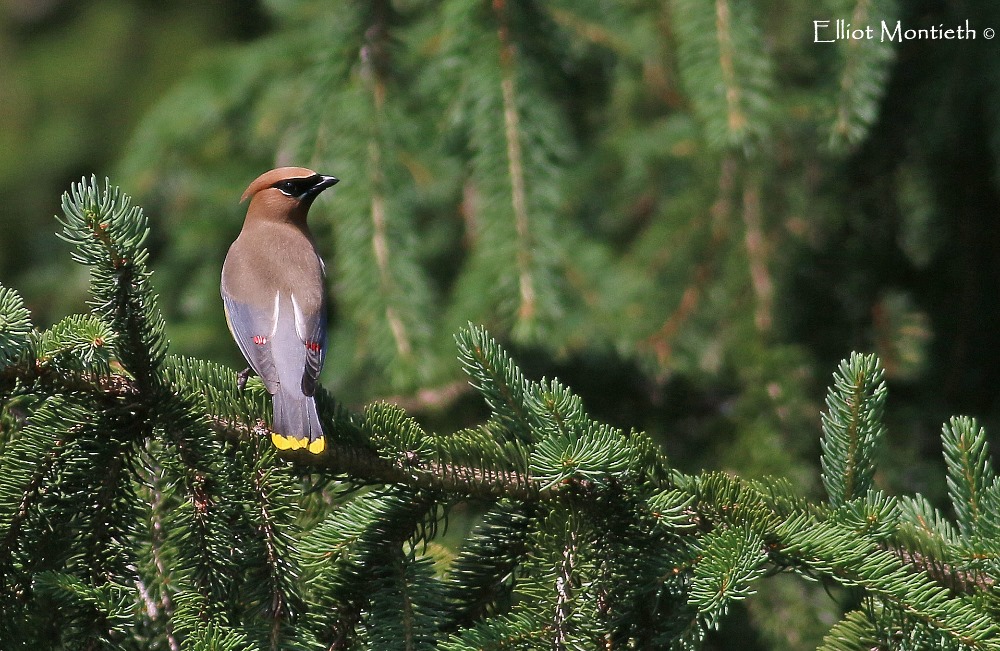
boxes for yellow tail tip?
[271,432,326,454]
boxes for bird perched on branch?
[221,167,339,454]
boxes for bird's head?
[241,167,339,221]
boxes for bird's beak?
[306,175,339,199]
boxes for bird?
[221,167,339,454]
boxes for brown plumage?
[221,167,338,454]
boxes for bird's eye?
[272,175,324,198]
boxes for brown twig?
[205,415,546,502]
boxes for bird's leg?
[237,366,256,391]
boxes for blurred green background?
[2,1,999,646]
[0,0,267,312]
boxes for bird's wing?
[223,292,280,394]
[289,291,327,397]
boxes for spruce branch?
[828,0,897,151]
[439,612,549,650]
[138,454,181,651]
[670,0,775,151]
[0,398,73,595]
[0,284,32,369]
[820,352,887,506]
[455,324,534,444]
[531,417,632,491]
[56,176,168,390]
[941,416,1000,541]
[817,609,878,651]
[895,494,959,561]
[683,471,1000,641]
[441,1,570,341]
[207,410,546,503]
[300,489,437,648]
[551,528,580,649]
[32,571,134,647]
[690,525,767,617]
[362,0,417,367]
[148,396,247,641]
[775,513,1000,649]
[240,439,304,647]
[35,314,116,376]
[3,344,545,502]
[493,0,538,333]
[184,621,253,651]
[364,553,442,651]
[713,0,749,141]
[290,2,439,392]
[890,546,994,594]
[441,502,536,630]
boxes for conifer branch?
[0,431,67,595]
[829,0,896,150]
[142,461,181,651]
[713,0,746,140]
[56,176,167,388]
[552,531,579,649]
[889,546,994,594]
[775,515,1000,648]
[941,416,998,540]
[671,0,774,150]
[4,353,545,503]
[206,414,546,502]
[493,0,538,328]
[456,324,534,443]
[820,353,887,506]
[818,610,877,651]
[245,444,295,643]
[364,0,414,362]
[442,502,535,630]
[0,284,32,369]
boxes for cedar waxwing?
[221,167,338,454]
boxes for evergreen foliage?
[113,0,927,412]
[670,0,775,152]
[941,416,1000,544]
[0,286,32,367]
[3,178,1000,648]
[820,352,887,506]
[826,0,898,151]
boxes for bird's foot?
[237,367,256,391]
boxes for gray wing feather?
[290,292,327,397]
[222,294,280,394]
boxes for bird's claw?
[237,367,256,391]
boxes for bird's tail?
[271,390,326,454]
